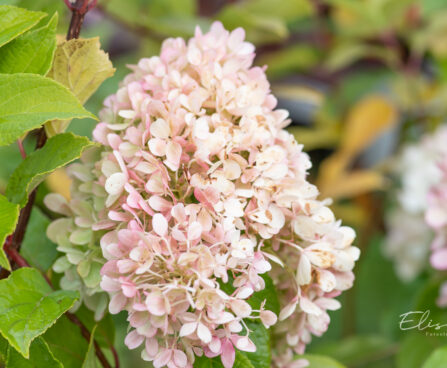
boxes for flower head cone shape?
[46,22,359,368]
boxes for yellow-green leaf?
[341,95,398,156]
[45,37,115,137]
[0,5,45,47]
[0,12,57,75]
[0,194,19,271]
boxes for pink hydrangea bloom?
[47,22,359,368]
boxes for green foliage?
[242,321,271,368]
[194,352,255,368]
[220,273,280,315]
[0,194,19,270]
[43,316,89,368]
[6,133,95,206]
[21,207,58,271]
[422,345,447,368]
[0,5,45,47]
[301,354,346,367]
[82,325,99,368]
[397,333,441,368]
[0,268,78,358]
[6,337,63,368]
[0,12,57,74]
[0,74,95,146]
[75,306,115,349]
[311,335,394,367]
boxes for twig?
[10,129,47,251]
[16,140,26,159]
[111,346,120,368]
[4,237,30,268]
[65,313,112,368]
[65,0,98,40]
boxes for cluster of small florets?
[46,22,359,368]
[385,127,447,281]
[425,150,447,306]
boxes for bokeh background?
[2,0,447,367]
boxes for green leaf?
[0,73,96,147]
[219,273,280,315]
[355,237,421,337]
[397,333,441,368]
[0,194,19,270]
[82,325,99,368]
[45,37,115,137]
[43,316,88,368]
[0,334,8,362]
[6,337,62,368]
[233,352,255,368]
[21,207,58,272]
[6,133,95,207]
[422,345,447,368]
[301,354,346,368]
[0,267,78,358]
[0,5,45,47]
[0,12,57,75]
[258,45,320,79]
[241,321,270,368]
[194,352,254,368]
[311,335,394,366]
[248,274,280,315]
[194,355,225,368]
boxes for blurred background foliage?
[1,0,447,367]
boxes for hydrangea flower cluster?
[385,126,447,281]
[46,22,359,368]
[425,150,447,306]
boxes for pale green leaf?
[0,12,57,75]
[6,337,63,368]
[422,345,447,368]
[0,194,19,271]
[0,74,96,146]
[45,37,115,137]
[6,133,95,207]
[0,267,78,358]
[0,5,45,47]
[82,325,99,368]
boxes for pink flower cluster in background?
[47,22,359,368]
[426,154,447,306]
